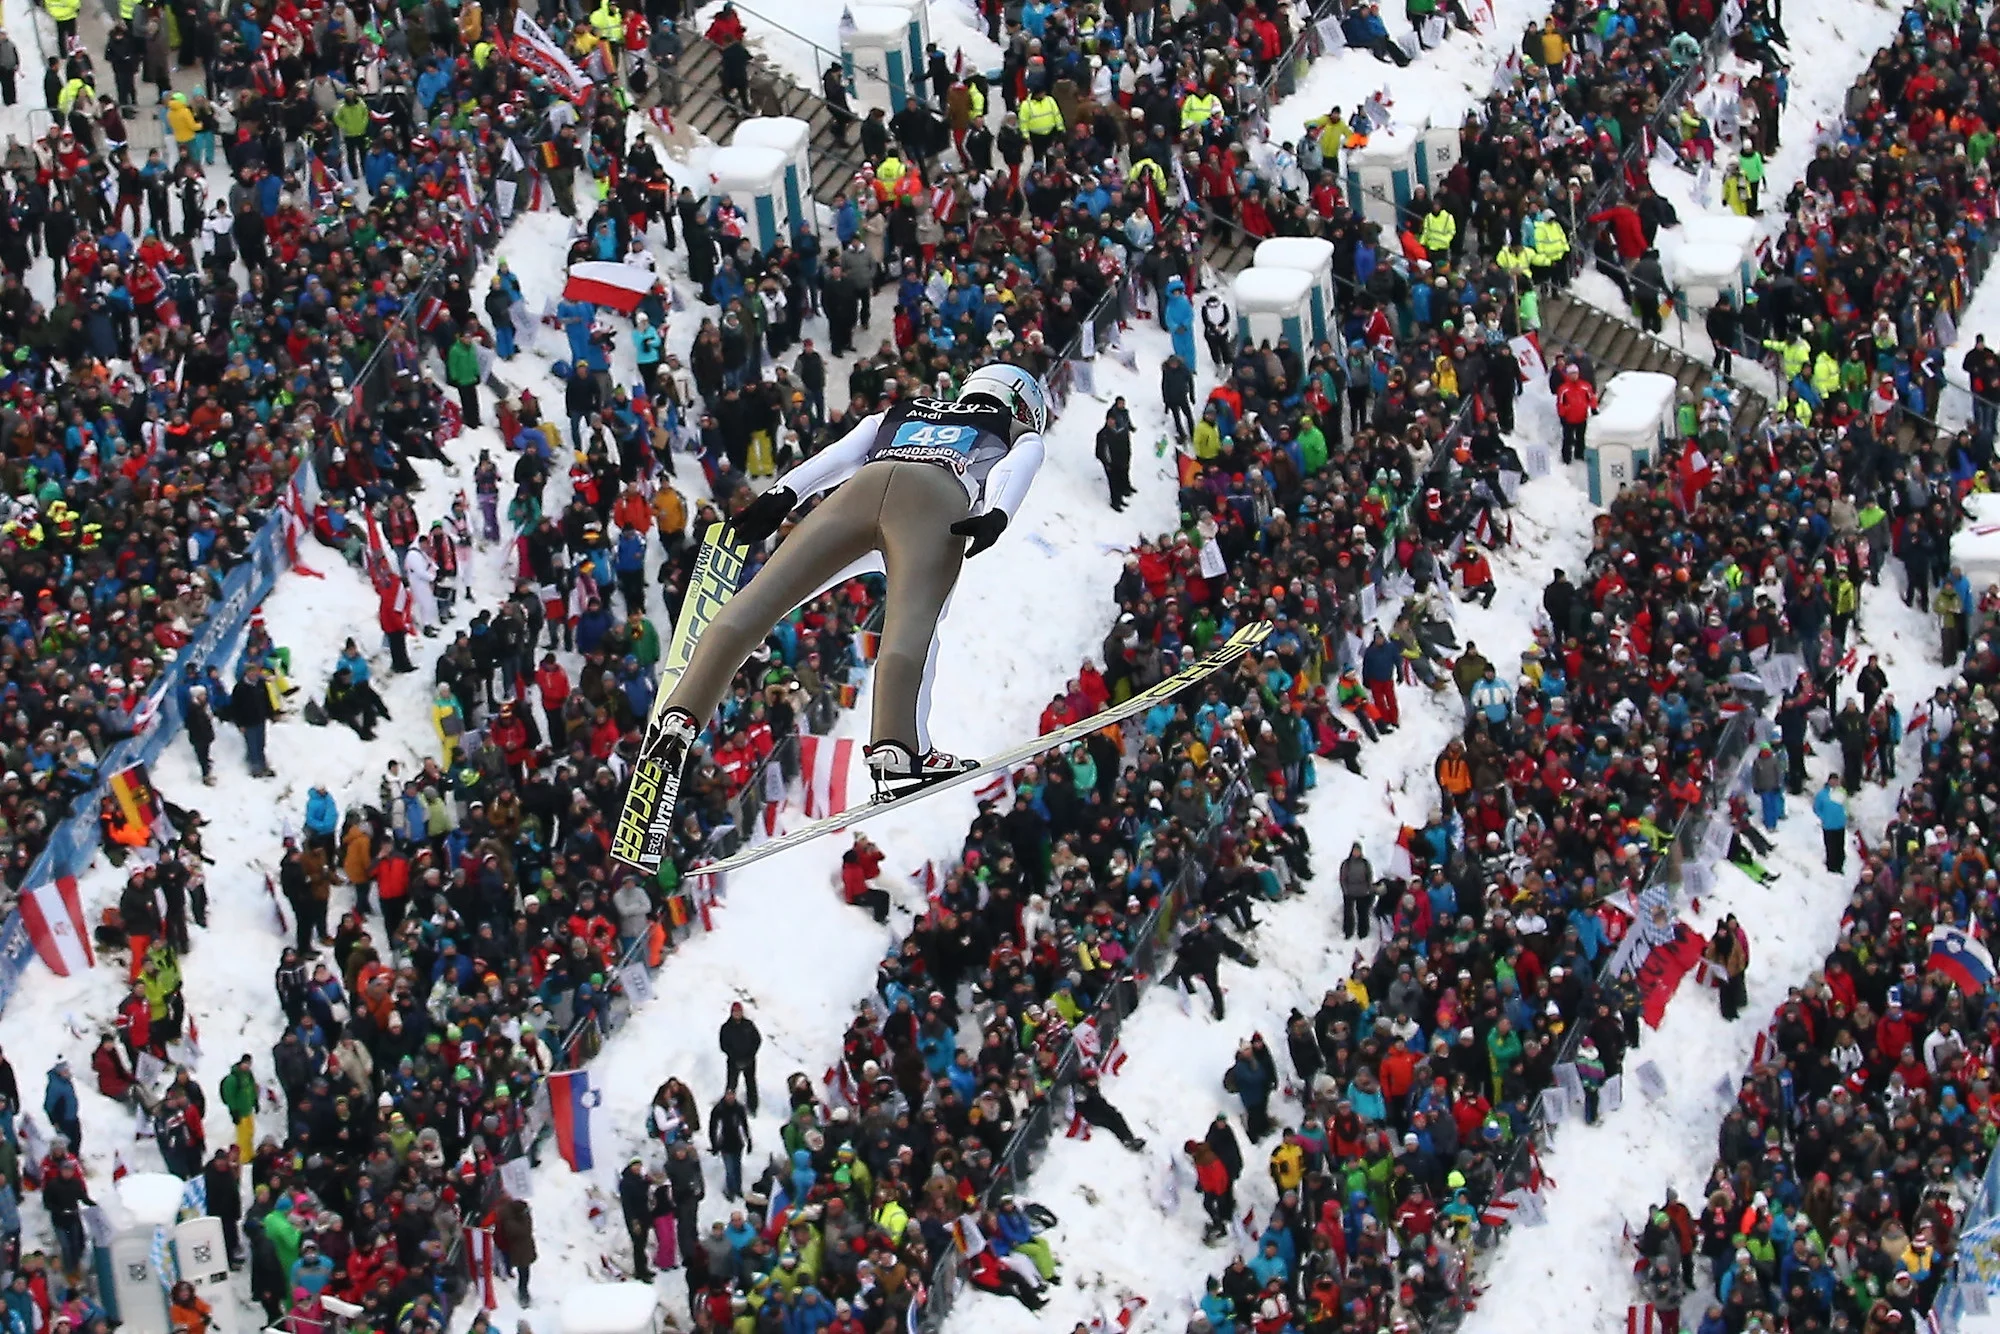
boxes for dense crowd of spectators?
[1633,665,2000,1334]
[1695,5,2000,450]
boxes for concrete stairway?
[1540,291,1770,436]
[671,37,869,203]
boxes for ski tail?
[611,523,750,870]
[689,620,1275,879]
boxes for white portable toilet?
[1669,242,1746,310]
[873,0,929,102]
[841,5,915,112]
[173,1216,235,1334]
[99,1172,185,1334]
[1585,370,1678,506]
[1253,237,1337,347]
[1680,214,1759,297]
[732,117,816,237]
[1952,493,2000,592]
[1232,268,1315,355]
[1345,125,1417,232]
[1414,120,1463,191]
[706,145,793,254]
[561,1282,664,1334]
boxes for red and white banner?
[562,261,657,315]
[974,768,1014,808]
[464,1227,499,1310]
[20,876,93,977]
[509,12,593,105]
[798,736,856,818]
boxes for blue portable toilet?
[733,117,816,232]
[707,145,794,253]
[1252,237,1336,346]
[1232,267,1314,357]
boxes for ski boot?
[864,739,979,799]
[637,707,702,830]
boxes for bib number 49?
[896,422,972,450]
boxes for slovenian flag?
[546,1069,600,1171]
[1929,925,1995,994]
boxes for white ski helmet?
[958,363,1049,434]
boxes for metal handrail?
[717,0,887,85]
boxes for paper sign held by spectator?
[136,1051,167,1088]
[1539,1086,1568,1125]
[620,962,653,1007]
[1359,583,1379,621]
[1316,17,1345,50]
[1079,320,1096,360]
[1200,539,1227,580]
[1602,1075,1624,1115]
[1683,860,1715,901]
[1555,1062,1586,1107]
[1636,1061,1668,1101]
[1521,443,1553,478]
[1070,359,1096,397]
[500,1157,534,1199]
[1700,816,1733,865]
[1512,1190,1548,1227]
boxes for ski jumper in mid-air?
[649,362,1050,796]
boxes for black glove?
[727,486,797,545]
[950,509,1008,558]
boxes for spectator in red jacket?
[1554,365,1598,464]
[840,834,890,923]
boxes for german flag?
[107,763,160,847]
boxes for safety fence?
[0,457,323,1016]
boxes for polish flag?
[798,736,856,818]
[20,876,94,977]
[973,768,1013,807]
[562,261,657,315]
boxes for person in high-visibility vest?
[57,73,94,120]
[1762,334,1809,386]
[1530,211,1569,287]
[1019,91,1062,159]
[1418,201,1456,263]
[44,0,78,49]
[590,0,623,51]
[1496,237,1534,282]
[1179,88,1220,136]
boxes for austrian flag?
[19,876,94,977]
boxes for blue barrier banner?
[0,464,320,1019]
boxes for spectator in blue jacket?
[1813,775,1847,873]
[302,784,338,856]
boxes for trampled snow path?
[1459,577,1953,1334]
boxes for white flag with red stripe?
[974,768,1014,807]
[798,736,856,818]
[20,876,93,977]
[464,1226,499,1309]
